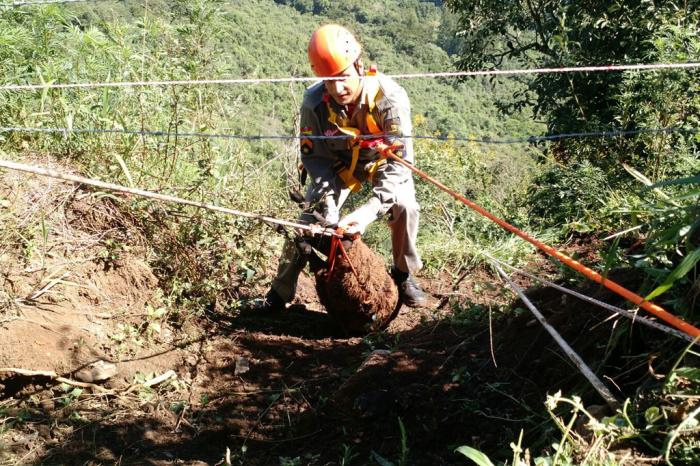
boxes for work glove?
[324,207,340,226]
[320,192,341,226]
[338,198,381,236]
[378,140,405,158]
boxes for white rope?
[488,255,697,344]
[0,0,107,7]
[493,262,620,410]
[0,62,698,92]
[0,159,337,237]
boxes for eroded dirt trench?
[0,262,491,466]
[0,164,659,465]
[1,263,654,465]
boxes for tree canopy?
[446,0,700,177]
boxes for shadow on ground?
[2,276,684,466]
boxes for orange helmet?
[308,24,361,77]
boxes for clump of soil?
[313,238,399,332]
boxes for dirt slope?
[0,161,671,465]
[0,161,191,386]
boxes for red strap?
[359,139,404,158]
[326,229,360,282]
[359,138,381,149]
[326,236,340,281]
[338,239,359,279]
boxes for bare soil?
[0,164,678,465]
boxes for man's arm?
[299,102,344,223]
[380,87,414,159]
[372,83,415,215]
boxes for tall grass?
[0,0,544,312]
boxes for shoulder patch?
[300,137,314,155]
[385,118,401,135]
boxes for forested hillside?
[0,0,544,300]
[0,1,698,465]
[2,0,541,138]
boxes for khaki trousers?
[271,175,422,303]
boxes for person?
[260,24,426,311]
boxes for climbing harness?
[324,67,388,192]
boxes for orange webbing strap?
[360,139,400,181]
[326,228,360,281]
[383,151,700,340]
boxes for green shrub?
[526,161,610,232]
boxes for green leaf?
[673,367,700,382]
[646,248,700,300]
[455,446,495,466]
[645,406,661,424]
[623,163,654,187]
[100,86,111,120]
[113,153,134,187]
[170,401,186,413]
[370,450,396,466]
[671,189,700,202]
[623,163,674,202]
[651,175,700,188]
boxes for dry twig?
[0,367,178,396]
[0,367,111,393]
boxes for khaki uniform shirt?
[299,73,414,216]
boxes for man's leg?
[389,200,422,274]
[269,237,307,303]
[387,177,426,307]
[262,184,350,310]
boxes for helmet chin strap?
[354,59,364,76]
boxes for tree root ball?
[314,239,400,333]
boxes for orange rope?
[384,151,700,339]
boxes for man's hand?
[376,140,405,158]
[323,208,340,226]
[338,198,381,236]
[338,214,368,236]
[320,192,341,226]
[337,219,364,236]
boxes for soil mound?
[0,159,182,379]
[313,239,399,332]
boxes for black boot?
[391,268,427,308]
[253,288,286,312]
